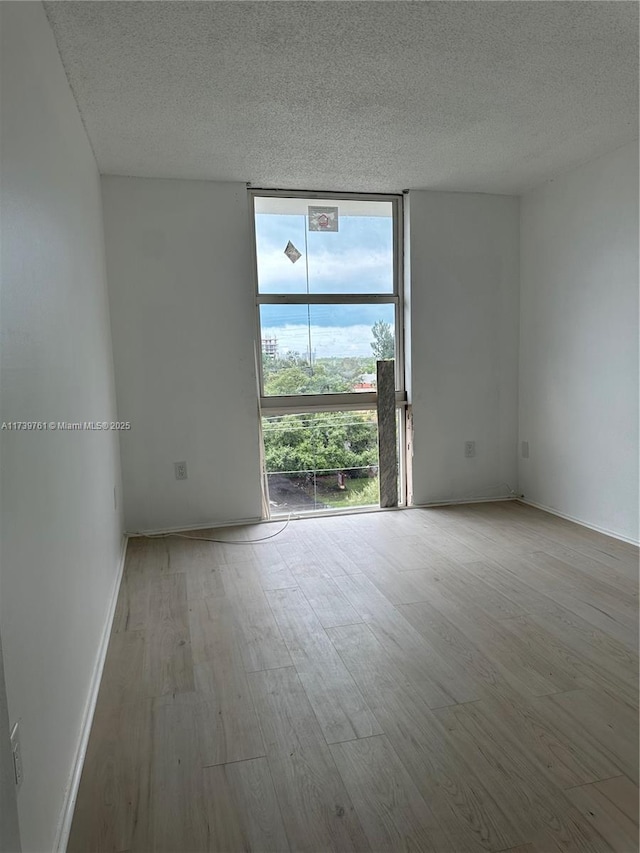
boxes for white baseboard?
[129,516,263,537]
[131,498,523,537]
[54,533,129,853]
[518,498,640,547]
[414,495,518,509]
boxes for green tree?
[263,412,378,477]
[370,320,395,360]
[263,352,354,396]
[264,367,312,396]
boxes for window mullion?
[257,294,398,305]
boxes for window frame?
[250,188,407,513]
[250,189,405,410]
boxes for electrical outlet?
[521,441,529,459]
[464,441,476,458]
[10,723,22,788]
[114,486,117,511]
[174,461,188,480]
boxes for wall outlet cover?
[464,441,476,458]
[174,461,188,480]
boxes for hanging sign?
[284,241,302,263]
[308,206,339,232]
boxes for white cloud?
[261,324,375,358]
[257,245,393,293]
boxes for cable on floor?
[144,513,293,544]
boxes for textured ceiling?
[44,1,638,194]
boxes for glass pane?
[255,196,393,295]
[262,411,380,514]
[260,303,395,396]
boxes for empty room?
[0,2,638,852]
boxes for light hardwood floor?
[68,501,639,853]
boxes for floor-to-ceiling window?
[251,192,405,515]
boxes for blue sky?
[256,212,395,358]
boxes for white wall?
[407,191,520,505]
[102,176,263,533]
[519,142,639,543]
[0,4,124,850]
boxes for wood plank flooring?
[68,501,639,853]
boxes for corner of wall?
[517,142,639,542]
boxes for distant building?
[354,372,377,392]
[262,337,278,358]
